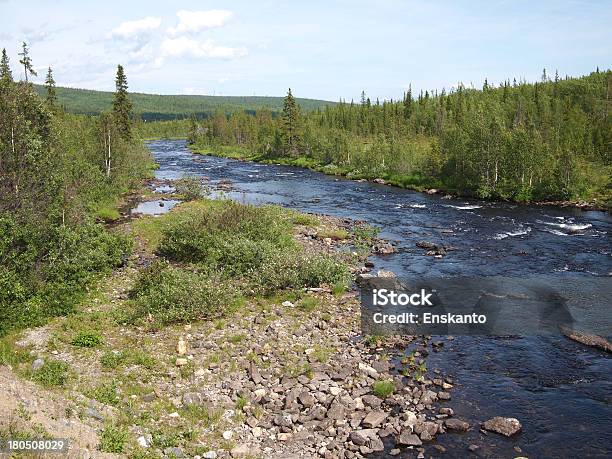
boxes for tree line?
[189,70,611,203]
[0,42,151,335]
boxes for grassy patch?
[372,379,395,398]
[30,360,70,388]
[317,228,349,240]
[88,380,120,407]
[99,423,128,453]
[299,296,319,312]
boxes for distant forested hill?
[32,85,335,120]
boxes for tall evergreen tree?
[1,48,12,82]
[18,42,37,82]
[112,64,132,140]
[281,88,301,156]
[44,67,57,108]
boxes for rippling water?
[148,140,611,458]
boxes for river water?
[147,140,611,458]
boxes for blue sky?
[1,0,611,101]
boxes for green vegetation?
[128,200,347,325]
[0,44,152,337]
[99,423,129,453]
[30,360,70,388]
[71,330,103,348]
[372,379,395,398]
[190,72,612,206]
[32,84,335,121]
[88,380,120,406]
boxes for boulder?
[482,417,522,437]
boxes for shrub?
[129,261,238,325]
[175,176,207,201]
[72,330,103,348]
[372,379,395,398]
[299,296,319,312]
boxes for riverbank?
[190,144,611,212]
[0,172,532,458]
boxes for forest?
[189,71,612,205]
[32,84,335,121]
[0,45,152,336]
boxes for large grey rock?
[445,418,470,432]
[482,417,522,437]
[362,410,388,428]
[397,431,422,446]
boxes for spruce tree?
[112,64,132,140]
[1,48,12,82]
[18,42,37,82]
[281,88,301,156]
[44,67,57,108]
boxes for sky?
[1,0,611,101]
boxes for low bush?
[128,261,238,325]
[72,330,103,348]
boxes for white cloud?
[167,10,233,36]
[110,16,162,39]
[160,36,247,60]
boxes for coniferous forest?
[189,71,612,205]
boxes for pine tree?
[18,42,37,82]
[112,64,132,140]
[44,67,57,108]
[1,48,12,82]
[280,88,301,156]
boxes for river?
[147,139,611,458]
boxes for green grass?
[299,296,319,312]
[88,380,120,407]
[317,228,349,240]
[99,423,128,453]
[30,360,70,388]
[372,379,395,398]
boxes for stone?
[230,444,252,457]
[245,416,259,428]
[84,407,103,421]
[326,401,345,420]
[362,410,388,428]
[249,361,263,384]
[222,431,233,440]
[202,452,217,459]
[164,447,184,458]
[282,301,294,308]
[298,391,316,407]
[397,432,422,447]
[445,418,470,432]
[349,431,368,446]
[277,432,292,441]
[468,444,479,452]
[142,392,156,402]
[362,395,382,408]
[177,337,187,355]
[482,417,522,437]
[32,358,44,371]
[182,392,202,406]
[377,269,396,278]
[176,358,188,366]
[253,388,266,398]
[252,427,262,437]
[137,436,149,448]
[274,414,293,427]
[329,387,342,396]
[390,449,401,456]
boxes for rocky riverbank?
[0,178,525,459]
